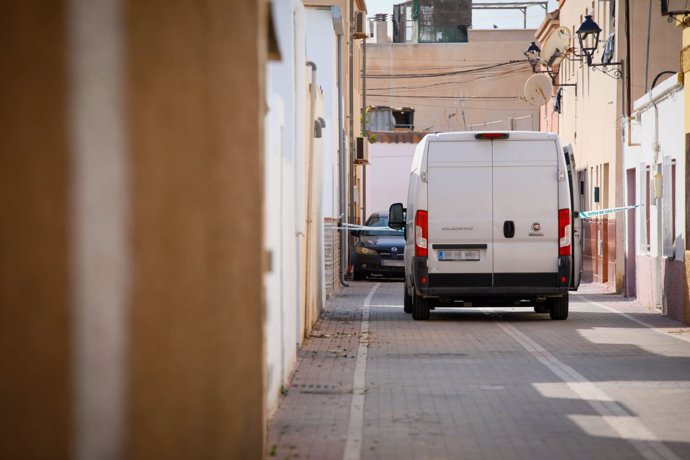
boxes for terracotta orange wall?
[0,2,72,458]
[0,1,266,458]
[125,1,265,458]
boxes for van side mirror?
[351,229,361,237]
[388,203,405,230]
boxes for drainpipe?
[652,96,663,309]
[684,26,690,324]
[332,6,349,287]
[624,0,632,118]
[349,0,355,228]
[362,35,367,221]
[644,0,653,93]
[305,61,317,327]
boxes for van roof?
[425,131,559,143]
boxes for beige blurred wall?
[0,1,266,458]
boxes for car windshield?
[363,215,403,237]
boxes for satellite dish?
[524,74,553,107]
[541,26,571,67]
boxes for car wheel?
[412,293,430,321]
[549,294,569,320]
[353,269,366,281]
[403,285,413,313]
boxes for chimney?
[375,14,389,43]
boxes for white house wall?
[366,141,417,215]
[264,0,304,416]
[306,8,339,220]
[294,3,308,343]
[305,6,346,299]
[623,75,685,318]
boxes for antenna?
[524,74,553,107]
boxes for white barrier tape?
[578,204,639,219]
[327,205,641,227]
[324,223,401,231]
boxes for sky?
[365,0,560,30]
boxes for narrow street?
[267,282,690,460]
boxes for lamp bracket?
[660,1,690,26]
[588,61,623,80]
[665,14,690,26]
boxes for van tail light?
[475,132,509,140]
[558,208,571,256]
[415,210,428,257]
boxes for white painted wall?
[305,7,345,299]
[265,2,342,416]
[264,0,304,416]
[294,3,308,343]
[623,75,685,309]
[624,76,685,259]
[366,141,417,216]
[306,8,339,220]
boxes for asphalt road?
[267,281,690,460]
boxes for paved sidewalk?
[266,282,690,460]
[266,283,374,459]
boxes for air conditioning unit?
[354,11,367,39]
[354,136,369,164]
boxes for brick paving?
[266,282,690,460]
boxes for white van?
[388,131,581,320]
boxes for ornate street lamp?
[524,41,560,81]
[575,15,601,66]
[573,15,622,79]
[524,41,541,70]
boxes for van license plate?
[438,250,480,261]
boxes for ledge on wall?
[368,131,429,144]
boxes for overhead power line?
[367,67,526,92]
[365,95,522,100]
[366,60,524,79]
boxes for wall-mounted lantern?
[575,15,601,66]
[523,41,562,83]
[523,37,577,96]
[573,15,623,79]
[524,41,541,72]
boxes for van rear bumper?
[412,256,571,297]
[416,286,569,297]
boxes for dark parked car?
[352,212,405,280]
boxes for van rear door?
[426,140,493,286]
[492,139,559,287]
[563,144,582,289]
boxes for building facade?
[547,0,681,293]
[624,76,687,322]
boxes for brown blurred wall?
[0,0,266,458]
[0,2,72,458]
